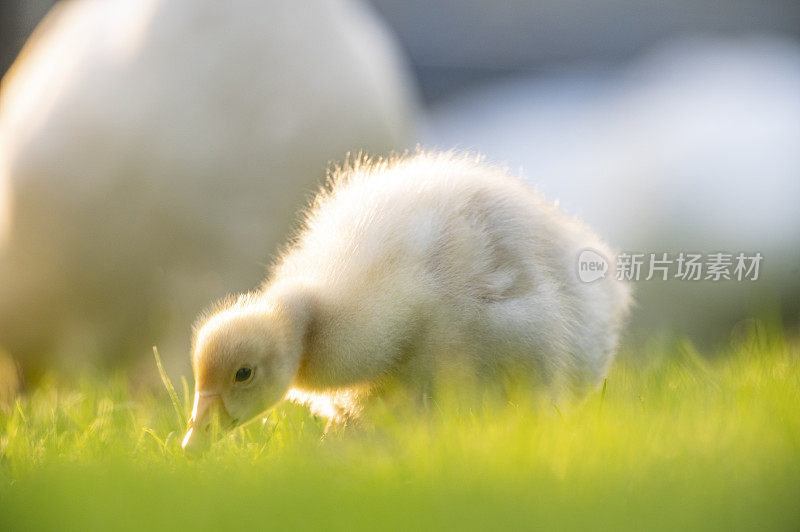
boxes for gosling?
[182,152,630,451]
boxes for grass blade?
[181,375,192,417]
[152,346,185,430]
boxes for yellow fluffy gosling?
[182,152,630,452]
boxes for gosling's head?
[181,295,306,453]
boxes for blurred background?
[0,0,798,389]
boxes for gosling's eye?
[234,366,253,383]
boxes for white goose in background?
[0,0,415,379]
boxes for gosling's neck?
[262,281,320,379]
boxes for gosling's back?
[274,153,630,391]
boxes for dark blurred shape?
[368,0,800,100]
[0,0,57,77]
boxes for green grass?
[1,325,799,531]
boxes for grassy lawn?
[1,325,798,531]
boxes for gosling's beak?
[181,392,233,455]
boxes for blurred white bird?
[0,0,415,378]
[182,152,631,452]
